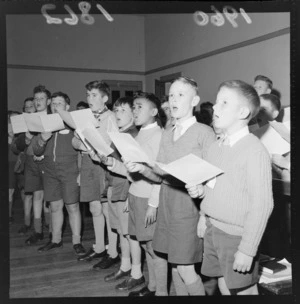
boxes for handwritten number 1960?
[41,2,113,25]
[194,6,252,28]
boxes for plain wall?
[7,14,145,111]
[145,13,290,107]
[145,33,290,107]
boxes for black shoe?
[18,225,31,235]
[77,248,107,261]
[129,286,156,297]
[38,241,63,252]
[25,232,43,245]
[104,269,131,282]
[73,243,86,256]
[93,255,120,270]
[115,276,145,291]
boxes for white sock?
[131,263,142,279]
[120,257,131,272]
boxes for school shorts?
[108,199,129,235]
[128,193,155,242]
[80,153,106,202]
[24,155,44,193]
[201,218,259,290]
[110,172,130,202]
[42,157,79,205]
[152,183,203,265]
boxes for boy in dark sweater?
[33,92,86,255]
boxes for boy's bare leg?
[89,200,105,253]
[66,202,82,245]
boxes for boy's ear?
[66,104,70,111]
[103,95,109,104]
[239,106,251,120]
[152,107,158,117]
[47,99,51,106]
[192,95,200,107]
[266,88,272,94]
[272,110,279,119]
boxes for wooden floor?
[9,197,153,298]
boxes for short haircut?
[196,102,214,126]
[114,96,134,109]
[76,101,89,109]
[133,91,163,127]
[171,76,199,94]
[33,85,51,99]
[254,75,273,90]
[24,97,34,104]
[85,80,110,97]
[51,91,71,105]
[260,93,281,112]
[218,80,260,119]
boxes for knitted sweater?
[142,122,216,187]
[201,133,274,257]
[109,123,162,199]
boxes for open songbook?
[82,127,114,156]
[108,132,151,164]
[252,123,290,155]
[156,153,224,185]
[10,112,65,134]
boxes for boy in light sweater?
[186,80,274,295]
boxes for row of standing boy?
[7,75,289,296]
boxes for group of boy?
[11,73,289,296]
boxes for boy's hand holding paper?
[156,153,223,186]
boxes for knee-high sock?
[51,209,63,243]
[153,256,168,296]
[172,268,188,296]
[186,275,205,296]
[93,214,105,253]
[146,252,156,292]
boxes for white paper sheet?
[22,112,64,133]
[82,127,114,156]
[156,153,224,185]
[108,132,151,163]
[253,123,290,155]
[40,114,65,132]
[58,108,98,130]
[10,114,28,134]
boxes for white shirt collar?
[226,125,249,147]
[172,116,196,134]
[141,121,158,130]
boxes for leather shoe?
[38,241,63,252]
[129,286,156,297]
[77,248,107,261]
[73,243,86,256]
[115,276,145,291]
[104,269,131,282]
[25,232,43,245]
[93,255,120,270]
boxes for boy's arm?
[14,133,27,152]
[72,136,87,151]
[32,133,52,156]
[107,158,131,179]
[239,149,274,257]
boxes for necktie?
[173,124,183,141]
[93,106,108,121]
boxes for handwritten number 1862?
[41,2,113,25]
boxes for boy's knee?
[66,203,80,214]
[218,277,231,295]
[89,201,102,217]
